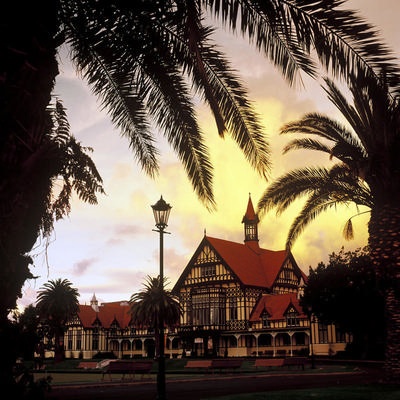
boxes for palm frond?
[257,166,338,217]
[282,137,332,155]
[258,163,372,248]
[281,111,367,157]
[205,0,316,86]
[284,176,365,248]
[40,99,106,237]
[171,10,271,179]
[62,2,160,177]
[183,0,226,135]
[279,109,371,181]
[285,193,338,249]
[322,78,374,150]
[205,0,400,91]
[196,43,271,178]
[342,218,354,240]
[138,56,216,209]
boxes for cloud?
[77,268,149,304]
[73,258,98,275]
[114,223,144,236]
[104,223,146,246]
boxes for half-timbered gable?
[272,255,307,294]
[175,236,252,330]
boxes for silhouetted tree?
[300,247,384,360]
[36,279,80,363]
[129,275,181,356]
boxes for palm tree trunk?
[54,331,65,363]
[369,204,400,383]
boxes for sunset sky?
[19,0,400,309]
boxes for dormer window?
[261,311,270,328]
[110,321,119,336]
[286,307,299,327]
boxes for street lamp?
[307,306,316,369]
[151,196,172,400]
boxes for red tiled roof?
[249,293,306,322]
[77,301,131,329]
[207,236,288,288]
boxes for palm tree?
[257,72,400,382]
[129,275,181,399]
[36,279,80,363]
[129,275,182,352]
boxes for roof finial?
[204,228,207,237]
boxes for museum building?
[63,196,351,359]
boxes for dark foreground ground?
[45,365,385,400]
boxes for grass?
[203,385,400,400]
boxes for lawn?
[203,385,400,400]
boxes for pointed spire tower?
[90,293,99,313]
[242,193,260,251]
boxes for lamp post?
[307,306,316,369]
[151,196,172,400]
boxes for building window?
[92,328,99,351]
[335,326,347,343]
[191,288,226,326]
[318,323,329,343]
[76,330,82,350]
[201,265,216,277]
[286,309,299,327]
[229,298,238,321]
[245,223,258,241]
[261,312,270,328]
[67,331,73,350]
[110,322,119,337]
